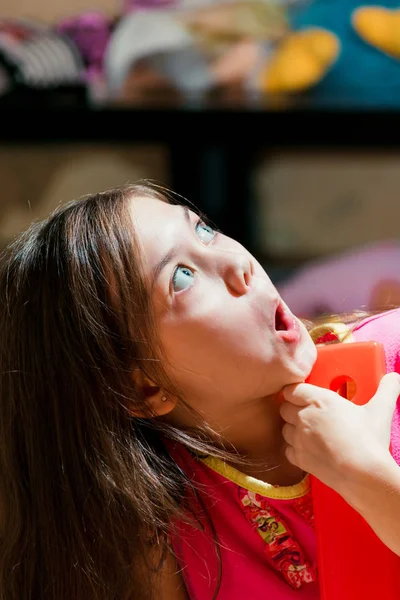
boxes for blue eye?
[172,265,195,292]
[196,221,215,243]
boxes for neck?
[168,392,305,487]
[213,393,305,486]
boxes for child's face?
[131,197,317,418]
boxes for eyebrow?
[151,205,192,288]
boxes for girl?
[0,182,399,600]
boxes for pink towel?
[352,309,400,465]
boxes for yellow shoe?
[259,28,340,94]
[353,6,400,59]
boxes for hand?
[279,373,400,495]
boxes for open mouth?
[274,301,300,343]
[275,303,288,331]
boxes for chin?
[291,337,317,380]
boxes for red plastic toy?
[305,341,400,600]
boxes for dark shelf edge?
[1,107,400,145]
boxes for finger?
[282,423,296,446]
[285,444,298,467]
[281,382,329,407]
[367,372,400,419]
[279,401,300,425]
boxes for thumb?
[366,372,400,424]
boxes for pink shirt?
[352,309,400,466]
[169,309,400,599]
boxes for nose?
[220,252,253,296]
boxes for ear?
[131,369,176,417]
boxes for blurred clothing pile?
[0,0,304,105]
[3,0,400,105]
[0,19,85,102]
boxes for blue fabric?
[288,0,400,107]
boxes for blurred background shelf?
[2,91,399,267]
[2,90,400,145]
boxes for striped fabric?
[0,19,84,89]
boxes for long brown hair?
[0,182,227,600]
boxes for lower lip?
[276,310,301,344]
